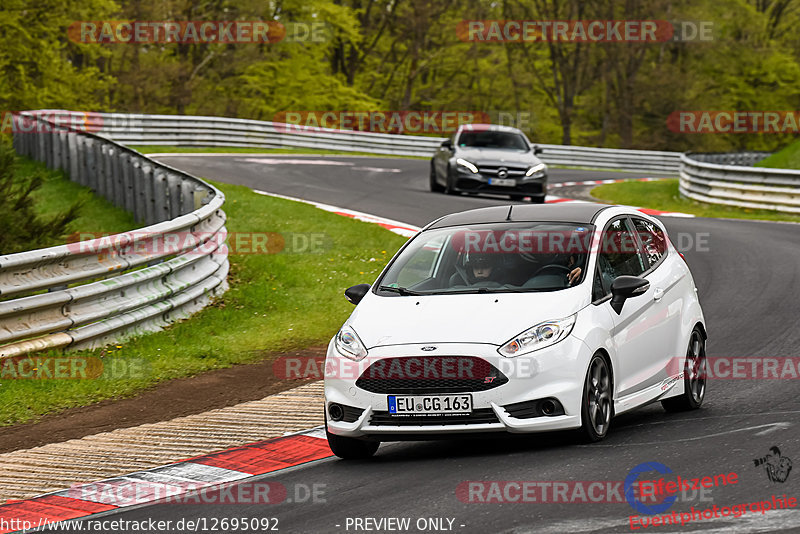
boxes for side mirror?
[440,139,453,150]
[533,145,543,155]
[610,276,649,314]
[345,283,371,305]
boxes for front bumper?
[324,337,592,439]
[453,170,547,197]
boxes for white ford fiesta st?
[324,203,707,459]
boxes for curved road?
[81,155,800,533]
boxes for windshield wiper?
[436,286,557,294]
[378,285,423,296]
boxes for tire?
[661,329,706,412]
[579,354,613,442]
[326,428,379,459]
[530,195,546,204]
[429,162,444,192]
[444,165,460,195]
[509,194,525,201]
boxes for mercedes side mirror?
[345,283,371,305]
[533,145,543,155]
[610,276,650,314]
[440,139,453,150]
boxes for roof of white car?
[456,123,524,134]
[425,202,616,229]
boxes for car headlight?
[498,315,576,357]
[456,158,479,173]
[335,325,368,361]
[525,163,547,177]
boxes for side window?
[597,218,646,295]
[592,267,605,302]
[632,217,667,269]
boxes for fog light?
[541,399,557,416]
[328,403,344,421]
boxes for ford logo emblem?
[421,346,437,351]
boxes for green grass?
[23,158,138,240]
[754,139,800,169]
[0,180,407,426]
[591,179,800,223]
[130,145,428,159]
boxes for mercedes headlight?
[335,325,368,361]
[525,163,547,177]
[499,315,576,357]
[456,158,479,173]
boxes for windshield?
[377,222,593,295]
[457,131,529,150]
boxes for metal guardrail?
[49,110,800,212]
[59,112,681,174]
[0,113,229,358]
[680,152,800,214]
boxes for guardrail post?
[167,174,182,219]
[141,163,156,225]
[113,145,123,205]
[181,185,196,215]
[153,171,170,222]
[121,153,135,214]
[75,136,89,187]
[48,131,56,169]
[86,139,98,192]
[100,144,113,202]
[130,157,144,223]
[54,130,64,172]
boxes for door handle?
[653,287,664,301]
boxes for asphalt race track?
[81,154,800,533]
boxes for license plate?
[387,394,472,415]
[489,178,515,187]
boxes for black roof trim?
[425,203,614,230]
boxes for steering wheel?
[531,264,573,278]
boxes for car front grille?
[355,356,508,394]
[477,165,529,177]
[369,408,499,426]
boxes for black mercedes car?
[430,124,547,203]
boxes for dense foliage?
[2,0,800,151]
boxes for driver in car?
[450,252,500,286]
[469,253,495,282]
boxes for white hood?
[346,289,588,348]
